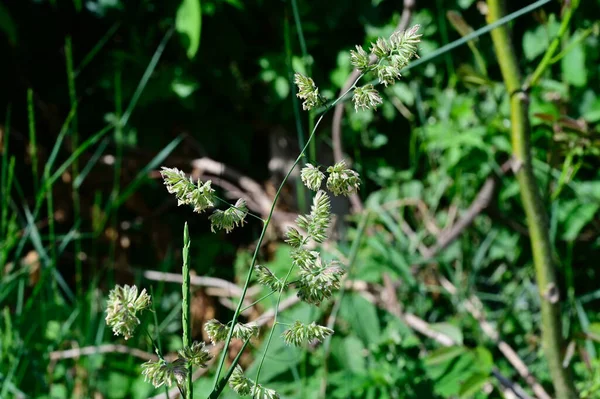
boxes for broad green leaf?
[458,373,489,398]
[561,41,587,87]
[424,346,467,367]
[340,293,381,345]
[176,0,202,59]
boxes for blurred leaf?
[340,293,381,345]
[523,16,559,61]
[582,97,600,123]
[176,0,202,59]
[424,346,467,367]
[0,3,17,46]
[458,373,489,398]
[587,323,600,342]
[562,41,587,87]
[430,323,463,345]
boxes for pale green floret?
[294,73,325,111]
[160,167,216,213]
[105,284,151,340]
[326,161,361,196]
[350,44,371,72]
[295,190,330,244]
[282,321,334,347]
[370,37,389,59]
[177,341,212,368]
[296,260,345,305]
[300,163,325,191]
[141,357,188,389]
[352,84,383,112]
[255,265,285,291]
[204,319,259,344]
[209,198,248,233]
[228,365,280,399]
[284,227,305,248]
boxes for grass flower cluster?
[104,24,420,398]
[229,366,280,399]
[105,284,151,340]
[204,319,259,344]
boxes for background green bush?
[1,0,599,397]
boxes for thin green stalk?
[214,195,264,223]
[208,338,251,399]
[285,13,307,213]
[240,289,277,313]
[290,0,316,164]
[65,36,83,300]
[1,104,12,237]
[27,90,38,191]
[109,69,123,287]
[253,264,295,391]
[209,75,364,397]
[525,0,580,90]
[182,222,192,399]
[486,1,577,398]
[319,211,371,398]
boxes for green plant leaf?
[424,346,467,367]
[458,373,489,398]
[176,0,202,59]
[561,41,587,87]
[430,323,463,345]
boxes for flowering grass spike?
[204,319,259,344]
[282,321,334,346]
[160,167,216,213]
[141,357,188,389]
[294,73,325,111]
[255,265,285,291]
[105,284,151,340]
[209,198,248,233]
[295,190,331,244]
[228,365,280,399]
[352,84,383,112]
[326,161,361,196]
[178,341,212,368]
[300,163,325,191]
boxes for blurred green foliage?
[1,0,600,398]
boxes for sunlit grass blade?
[27,89,39,191]
[74,136,110,189]
[120,28,174,127]
[75,22,121,77]
[117,135,183,207]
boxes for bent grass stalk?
[210,75,364,396]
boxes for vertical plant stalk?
[27,90,39,191]
[486,1,577,398]
[65,36,83,299]
[210,76,363,396]
[319,211,371,398]
[182,222,192,399]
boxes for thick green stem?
[486,1,577,398]
[182,222,192,399]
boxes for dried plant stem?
[182,223,192,399]
[486,1,577,397]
